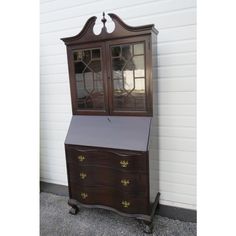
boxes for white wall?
[40,0,196,210]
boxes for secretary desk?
[61,13,159,234]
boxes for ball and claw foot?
[140,220,153,234]
[68,199,79,215]
[69,206,79,215]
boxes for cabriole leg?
[68,199,79,215]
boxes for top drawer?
[65,145,148,172]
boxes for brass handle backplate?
[121,201,130,208]
[120,160,129,168]
[81,192,88,199]
[78,155,85,162]
[121,179,130,186]
[80,172,87,179]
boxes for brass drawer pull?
[121,201,130,208]
[80,172,87,179]
[78,155,85,162]
[120,160,128,168]
[121,179,130,186]
[81,193,88,199]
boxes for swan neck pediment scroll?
[61,12,158,45]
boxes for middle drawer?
[68,164,148,196]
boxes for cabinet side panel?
[65,145,73,198]
[149,32,158,203]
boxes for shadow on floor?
[40,192,196,236]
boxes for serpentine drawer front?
[69,185,149,215]
[65,143,151,216]
[66,145,148,172]
[67,164,149,196]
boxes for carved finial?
[101,12,107,26]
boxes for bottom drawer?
[70,184,149,215]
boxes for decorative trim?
[68,198,152,221]
[40,181,196,223]
[67,146,144,157]
[61,12,158,45]
[61,16,97,44]
[108,13,158,34]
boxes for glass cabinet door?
[110,42,147,113]
[69,40,150,115]
[72,47,106,112]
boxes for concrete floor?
[40,192,196,236]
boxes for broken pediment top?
[61,12,158,45]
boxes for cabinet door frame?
[105,35,152,116]
[67,42,109,115]
[66,36,152,116]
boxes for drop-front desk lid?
[65,116,152,151]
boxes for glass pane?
[111,43,146,111]
[133,55,145,77]
[92,49,100,59]
[89,60,101,73]
[123,70,134,91]
[112,46,121,57]
[94,71,102,82]
[73,51,78,61]
[75,72,83,82]
[121,45,132,60]
[83,50,91,64]
[73,48,105,110]
[113,70,122,79]
[73,51,83,61]
[84,68,93,93]
[113,79,124,91]
[135,78,145,91]
[112,58,125,71]
[74,61,86,74]
[134,43,144,55]
[94,78,103,92]
[134,96,146,109]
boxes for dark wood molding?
[61,13,158,46]
[40,181,196,223]
[108,13,158,34]
[68,198,152,222]
[61,16,97,45]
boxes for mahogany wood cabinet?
[61,13,159,234]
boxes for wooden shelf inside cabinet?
[61,12,159,234]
